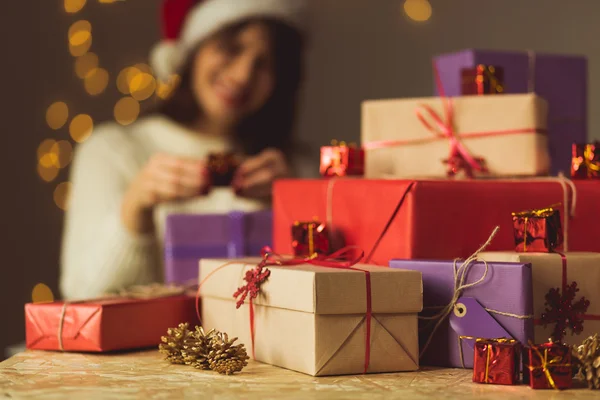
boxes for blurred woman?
[60,0,307,299]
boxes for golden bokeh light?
[68,20,92,57]
[37,139,58,166]
[64,0,86,14]
[37,163,59,182]
[75,52,99,79]
[84,67,109,95]
[114,97,140,126]
[32,283,55,303]
[156,74,181,100]
[69,114,94,143]
[69,38,92,57]
[45,102,69,130]
[130,73,157,101]
[98,0,118,3]
[54,182,72,210]
[403,0,432,22]
[117,67,139,95]
[68,20,92,45]
[51,140,74,169]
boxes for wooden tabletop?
[0,350,597,399]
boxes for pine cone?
[573,334,600,389]
[207,332,250,375]
[158,323,193,365]
[181,326,217,370]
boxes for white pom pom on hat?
[150,0,308,81]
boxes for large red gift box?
[273,179,600,265]
[25,295,198,352]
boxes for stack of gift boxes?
[24,49,600,389]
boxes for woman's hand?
[121,153,208,234]
[233,148,291,199]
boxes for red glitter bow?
[540,281,590,342]
[233,265,271,309]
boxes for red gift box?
[461,65,505,95]
[291,220,330,257]
[472,338,521,385]
[512,206,564,252]
[320,141,364,177]
[524,342,572,390]
[25,295,198,352]
[273,179,600,265]
[571,142,600,180]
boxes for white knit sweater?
[60,115,269,300]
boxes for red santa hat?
[150,0,308,80]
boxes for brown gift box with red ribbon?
[479,252,599,346]
[25,294,199,352]
[362,93,549,179]
[199,257,422,376]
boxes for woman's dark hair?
[157,18,305,157]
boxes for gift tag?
[449,297,513,358]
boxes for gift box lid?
[199,258,423,315]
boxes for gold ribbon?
[57,283,189,351]
[308,223,315,257]
[528,343,572,390]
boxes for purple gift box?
[389,259,534,368]
[434,49,587,176]
[164,210,273,284]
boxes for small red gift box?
[461,65,504,95]
[320,141,364,177]
[524,341,572,390]
[512,205,563,253]
[291,220,330,257]
[207,152,241,187]
[472,338,521,385]
[571,142,600,179]
[25,290,198,352]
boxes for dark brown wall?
[2,0,600,358]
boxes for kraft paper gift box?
[388,259,534,368]
[199,258,422,376]
[362,93,549,179]
[479,252,600,346]
[25,293,198,352]
[164,211,272,284]
[434,49,587,176]
[273,178,600,266]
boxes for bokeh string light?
[41,0,181,204]
[403,0,432,22]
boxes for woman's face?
[192,22,276,127]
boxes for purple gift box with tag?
[433,49,587,176]
[389,259,534,368]
[164,210,273,284]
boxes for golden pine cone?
[573,334,600,389]
[182,326,217,370]
[158,323,193,365]
[207,332,249,375]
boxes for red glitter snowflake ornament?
[540,281,590,342]
[233,264,271,309]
